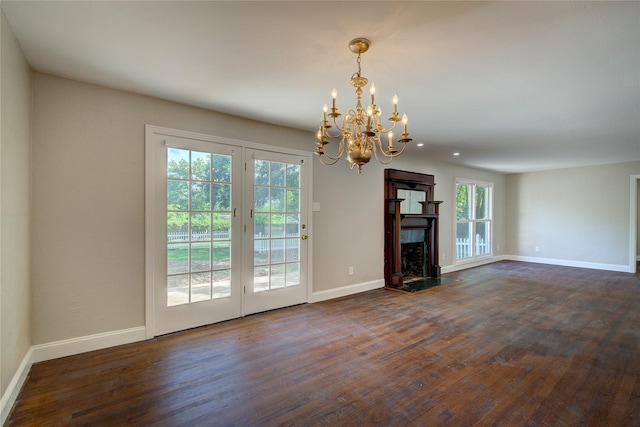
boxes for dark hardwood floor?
[7,261,640,426]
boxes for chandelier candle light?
[316,37,412,173]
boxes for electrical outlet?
[441,253,446,261]
[349,266,354,275]
[535,246,540,252]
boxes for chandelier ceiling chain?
[315,37,412,173]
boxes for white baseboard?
[30,326,147,364]
[310,278,384,303]
[1,327,147,423]
[503,255,631,273]
[1,348,33,426]
[441,255,505,274]
[440,254,631,274]
[308,260,509,302]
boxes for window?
[456,179,492,261]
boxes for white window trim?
[454,177,494,265]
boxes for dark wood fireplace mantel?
[384,169,442,288]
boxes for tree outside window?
[456,179,492,260]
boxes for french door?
[146,127,309,336]
[244,149,308,315]
[149,135,243,335]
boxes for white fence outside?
[254,232,300,253]
[168,230,299,253]
[456,235,489,259]
[168,231,231,242]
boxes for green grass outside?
[168,242,229,262]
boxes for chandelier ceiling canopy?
[315,38,412,173]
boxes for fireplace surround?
[384,169,442,288]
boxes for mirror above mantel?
[398,189,426,214]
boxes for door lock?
[301,235,308,240]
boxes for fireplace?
[384,169,442,288]
[401,230,427,281]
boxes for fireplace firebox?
[384,169,442,288]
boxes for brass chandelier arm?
[315,132,346,163]
[324,117,348,137]
[371,111,403,134]
[324,111,367,139]
[315,140,344,162]
[371,149,396,165]
[373,121,398,135]
[373,137,409,160]
[316,153,343,166]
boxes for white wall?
[311,152,506,292]
[31,73,313,345]
[506,161,640,269]
[31,72,507,345]
[1,9,31,405]
[311,159,387,290]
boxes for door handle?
[301,235,308,240]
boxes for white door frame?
[145,125,313,338]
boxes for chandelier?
[315,38,412,173]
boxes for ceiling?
[2,1,639,174]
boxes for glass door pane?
[167,148,233,306]
[252,160,301,292]
[244,149,308,315]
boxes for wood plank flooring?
[7,261,640,426]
